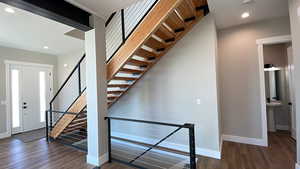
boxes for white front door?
[9,64,52,134]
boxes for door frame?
[256,35,292,146]
[5,60,54,136]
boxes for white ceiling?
[0,2,84,56]
[208,0,289,29]
[65,0,142,19]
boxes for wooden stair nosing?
[119,68,144,75]
[134,48,158,60]
[107,90,124,94]
[113,76,139,81]
[108,84,131,88]
[144,37,166,50]
[126,59,151,67]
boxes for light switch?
[196,99,201,105]
[1,100,6,105]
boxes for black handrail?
[105,117,197,169]
[105,117,192,128]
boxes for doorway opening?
[257,35,296,146]
[5,61,53,141]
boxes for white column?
[85,16,108,167]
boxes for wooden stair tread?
[164,11,185,32]
[134,48,157,60]
[126,59,151,67]
[155,25,176,42]
[113,76,138,81]
[107,90,124,94]
[119,68,144,74]
[176,0,196,21]
[144,37,166,50]
[108,96,119,100]
[108,84,131,88]
[71,118,87,124]
[68,122,87,128]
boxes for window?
[39,72,46,122]
[11,69,20,128]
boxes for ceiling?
[65,0,142,19]
[208,0,290,29]
[0,2,84,56]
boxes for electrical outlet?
[196,99,201,105]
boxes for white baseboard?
[276,125,290,131]
[222,134,266,147]
[0,132,10,139]
[112,132,221,159]
[296,163,300,169]
[86,153,109,167]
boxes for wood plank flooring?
[0,132,295,169]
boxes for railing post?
[121,9,126,43]
[49,103,53,130]
[78,64,81,95]
[107,118,112,163]
[188,124,196,169]
[46,110,49,142]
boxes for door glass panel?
[11,69,20,128]
[39,71,46,122]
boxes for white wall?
[218,17,291,140]
[109,14,221,158]
[0,46,57,135]
[288,0,300,164]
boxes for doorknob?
[23,106,27,109]
[23,102,27,105]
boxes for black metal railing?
[46,109,88,151]
[105,0,159,62]
[105,117,197,169]
[46,54,87,150]
[48,54,86,131]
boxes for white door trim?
[5,60,54,136]
[256,35,292,147]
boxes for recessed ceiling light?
[242,0,255,5]
[241,12,250,19]
[43,46,49,49]
[63,64,68,68]
[5,7,15,13]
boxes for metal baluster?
[78,64,81,95]
[121,9,126,43]
[46,110,49,142]
[188,124,196,169]
[107,118,112,163]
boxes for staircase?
[48,0,209,145]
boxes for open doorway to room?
[257,35,296,147]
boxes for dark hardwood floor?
[0,132,295,169]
